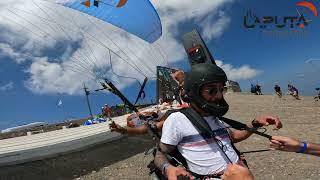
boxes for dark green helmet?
[183,63,229,117]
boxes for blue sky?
[0,0,320,129]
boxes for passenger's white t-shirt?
[161,112,239,175]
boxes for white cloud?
[0,0,261,95]
[0,25,36,63]
[24,57,96,94]
[0,43,25,63]
[151,0,234,61]
[0,82,14,91]
[216,60,263,81]
[200,11,231,40]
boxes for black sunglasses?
[203,86,227,96]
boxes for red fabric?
[104,107,112,114]
[127,121,135,128]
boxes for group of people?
[108,63,319,180]
[250,83,262,95]
[275,84,320,101]
[254,83,301,100]
[274,84,300,99]
[252,83,302,100]
[83,104,112,126]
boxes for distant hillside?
[0,117,90,140]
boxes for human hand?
[253,115,282,129]
[173,70,184,84]
[270,136,301,152]
[221,164,253,180]
[166,165,194,180]
[109,121,126,134]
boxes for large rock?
[226,80,241,92]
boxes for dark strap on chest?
[178,108,236,164]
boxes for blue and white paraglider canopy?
[51,0,162,43]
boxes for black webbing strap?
[179,108,212,137]
[220,117,272,139]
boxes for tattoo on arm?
[154,143,176,169]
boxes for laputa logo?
[244,1,318,29]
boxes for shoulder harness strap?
[178,108,240,164]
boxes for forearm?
[154,143,175,169]
[154,148,171,170]
[126,126,148,135]
[231,127,253,143]
[271,136,320,157]
[305,143,320,156]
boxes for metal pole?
[61,104,67,122]
[83,83,93,118]
[57,98,67,122]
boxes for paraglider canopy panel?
[54,0,162,43]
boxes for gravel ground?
[0,94,319,180]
